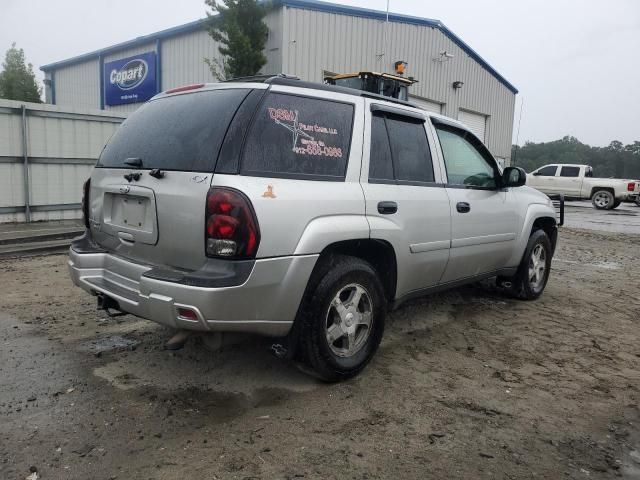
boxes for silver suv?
[70,77,560,381]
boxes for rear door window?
[241,93,354,180]
[368,112,435,184]
[386,115,434,183]
[98,89,250,171]
[368,114,394,182]
[560,166,580,177]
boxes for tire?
[636,197,640,208]
[296,254,386,382]
[612,199,621,209]
[591,190,614,210]
[508,229,552,300]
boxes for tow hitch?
[96,293,127,318]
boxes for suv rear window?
[241,93,354,180]
[98,89,249,171]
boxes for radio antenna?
[513,97,524,166]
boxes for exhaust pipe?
[96,293,126,317]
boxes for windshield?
[98,88,249,171]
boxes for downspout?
[99,54,105,110]
[21,105,31,222]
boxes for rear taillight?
[628,182,636,192]
[82,178,91,229]
[205,187,260,259]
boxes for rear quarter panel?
[212,88,368,258]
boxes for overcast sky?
[2,0,639,146]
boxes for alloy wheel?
[528,244,547,291]
[325,283,373,358]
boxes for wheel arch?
[316,239,398,305]
[590,186,615,198]
[507,204,558,267]
[531,216,558,255]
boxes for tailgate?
[100,184,158,245]
[89,169,212,271]
[87,87,253,271]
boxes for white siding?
[54,60,100,109]
[458,109,487,143]
[264,8,283,75]
[162,12,282,89]
[103,43,156,64]
[410,95,443,114]
[162,30,219,88]
[0,99,125,223]
[280,6,515,159]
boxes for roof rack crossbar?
[222,73,300,83]
[265,76,420,108]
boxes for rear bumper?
[68,238,318,337]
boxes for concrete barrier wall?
[0,99,126,223]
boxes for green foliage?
[205,0,269,80]
[0,43,42,103]
[512,136,640,179]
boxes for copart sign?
[104,52,157,106]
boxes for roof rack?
[221,73,422,109]
[260,75,420,109]
[222,73,300,83]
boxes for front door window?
[434,125,498,188]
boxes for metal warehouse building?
[40,0,517,164]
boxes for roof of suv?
[153,75,472,133]
[155,74,424,109]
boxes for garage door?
[410,96,442,114]
[458,110,487,142]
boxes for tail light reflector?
[205,187,260,259]
[177,308,198,321]
[82,178,91,229]
[628,182,636,192]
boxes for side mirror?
[532,171,542,176]
[502,166,527,188]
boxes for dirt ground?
[2,227,640,480]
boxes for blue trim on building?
[98,55,105,110]
[155,38,162,92]
[282,0,441,27]
[39,0,517,94]
[40,18,206,73]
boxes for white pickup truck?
[527,164,640,210]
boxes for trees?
[205,0,269,81]
[512,137,640,179]
[0,43,42,103]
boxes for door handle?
[456,202,471,213]
[377,201,397,214]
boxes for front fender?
[506,203,557,267]
[293,215,371,255]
